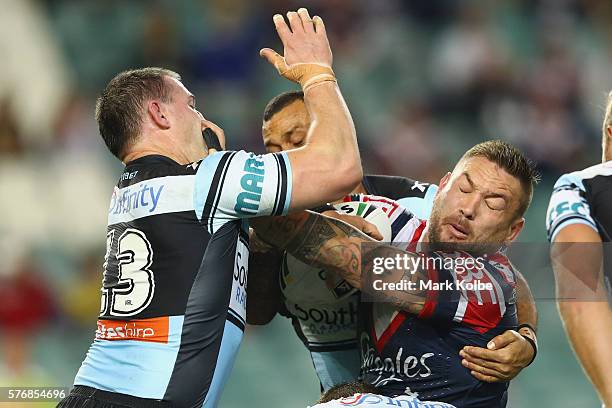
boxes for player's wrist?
[517,324,538,366]
[289,63,336,91]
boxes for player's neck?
[123,145,206,166]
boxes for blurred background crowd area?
[0,0,609,406]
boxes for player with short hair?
[253,140,540,407]
[248,92,539,394]
[546,92,612,406]
[58,9,364,408]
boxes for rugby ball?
[280,202,392,304]
[332,201,393,241]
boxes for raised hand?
[260,8,335,91]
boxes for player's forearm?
[256,211,427,313]
[246,249,283,325]
[558,301,612,405]
[252,211,369,289]
[303,82,362,188]
[515,270,538,337]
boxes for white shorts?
[309,393,457,408]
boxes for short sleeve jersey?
[546,161,612,298]
[74,151,292,408]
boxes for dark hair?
[461,140,540,218]
[95,67,181,159]
[318,381,378,403]
[262,90,304,122]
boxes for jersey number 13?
[100,228,155,317]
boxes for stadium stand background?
[0,0,609,406]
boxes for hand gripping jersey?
[74,152,292,408]
[279,175,438,391]
[360,220,518,407]
[546,161,612,298]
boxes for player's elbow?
[325,158,363,198]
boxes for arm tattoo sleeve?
[251,211,429,314]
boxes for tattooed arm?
[250,211,428,314]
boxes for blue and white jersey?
[280,175,438,391]
[546,161,612,298]
[75,151,292,408]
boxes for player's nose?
[459,194,478,220]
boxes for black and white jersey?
[546,161,612,298]
[74,151,292,408]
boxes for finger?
[487,330,520,350]
[313,15,326,35]
[259,48,287,72]
[286,11,303,34]
[462,358,505,380]
[201,119,224,137]
[471,371,502,383]
[363,224,383,241]
[460,350,506,370]
[272,14,292,44]
[297,8,314,33]
[461,346,501,362]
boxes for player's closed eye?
[459,184,471,194]
[485,198,505,211]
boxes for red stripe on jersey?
[453,259,509,333]
[461,300,503,334]
[373,311,408,354]
[411,221,427,244]
[418,263,439,320]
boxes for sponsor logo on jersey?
[361,332,433,387]
[234,155,265,214]
[109,183,164,215]
[96,317,169,343]
[291,301,358,327]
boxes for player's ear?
[504,217,524,244]
[148,100,171,130]
[438,172,451,190]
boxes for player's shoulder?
[119,155,197,187]
[362,174,437,220]
[553,161,612,190]
[362,174,437,199]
